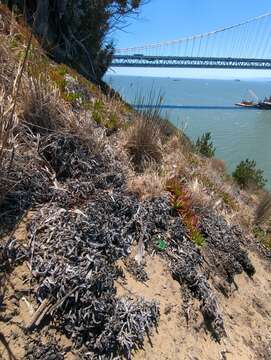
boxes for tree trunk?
[34,0,49,40]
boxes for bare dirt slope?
[1,229,270,360]
[0,214,270,360]
[118,252,271,360]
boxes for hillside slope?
[0,5,270,360]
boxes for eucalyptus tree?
[5,0,145,81]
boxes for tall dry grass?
[21,75,66,133]
[0,15,33,205]
[0,91,15,163]
[0,89,18,204]
[255,193,271,225]
[127,169,164,200]
[124,115,164,172]
[124,92,181,172]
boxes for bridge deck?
[112,55,271,69]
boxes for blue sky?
[107,0,271,79]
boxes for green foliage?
[253,227,271,249]
[6,1,145,82]
[64,92,82,102]
[232,159,267,189]
[49,65,68,94]
[154,237,168,251]
[195,132,216,158]
[191,229,205,247]
[93,111,103,125]
[107,113,119,130]
[92,99,104,124]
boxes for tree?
[195,132,216,158]
[5,0,145,82]
[232,159,267,189]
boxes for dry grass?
[162,134,196,182]
[186,177,212,209]
[127,169,164,200]
[0,91,15,164]
[0,43,17,94]
[124,116,164,172]
[21,75,66,133]
[255,193,271,225]
[0,89,18,203]
[210,158,226,174]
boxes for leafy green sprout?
[191,229,205,247]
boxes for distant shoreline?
[105,74,271,82]
[133,104,261,110]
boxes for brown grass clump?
[255,192,271,225]
[162,133,196,183]
[0,89,17,202]
[0,44,17,94]
[127,169,164,200]
[210,158,226,174]
[21,75,66,133]
[124,116,164,172]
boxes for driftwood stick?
[25,298,51,330]
[49,286,80,314]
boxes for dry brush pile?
[1,71,258,358]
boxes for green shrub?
[6,1,145,82]
[232,159,267,189]
[195,132,215,158]
[253,227,271,249]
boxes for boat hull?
[235,102,258,108]
[257,102,271,109]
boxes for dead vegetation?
[21,75,66,134]
[255,192,271,225]
[124,116,164,172]
[127,169,164,200]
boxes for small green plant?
[195,132,216,158]
[220,191,239,210]
[93,111,103,125]
[64,92,82,102]
[253,227,271,249]
[107,112,119,130]
[232,159,267,189]
[191,229,205,247]
[154,237,168,251]
[92,99,105,125]
[172,197,182,210]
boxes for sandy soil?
[118,252,271,360]
[1,220,270,359]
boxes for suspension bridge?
[112,12,271,70]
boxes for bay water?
[104,75,271,189]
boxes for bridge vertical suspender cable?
[113,11,271,69]
[262,17,271,58]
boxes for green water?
[105,75,271,189]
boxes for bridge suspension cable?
[115,11,271,61]
[112,11,271,69]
